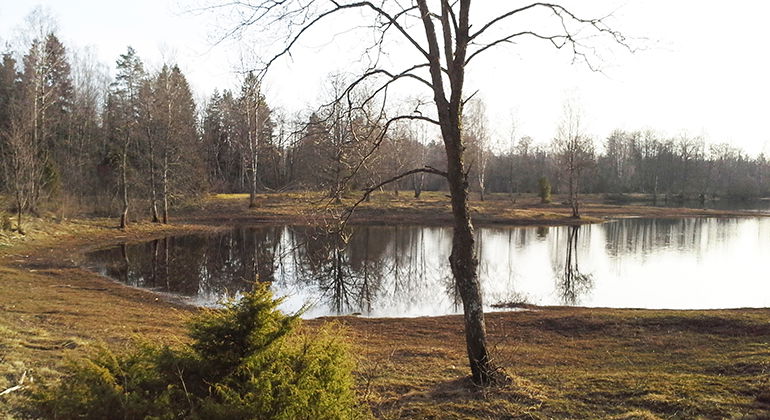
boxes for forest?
[2,16,769,231]
[3,3,770,418]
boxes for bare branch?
[339,165,448,225]
[337,112,440,198]
[467,2,632,70]
[466,31,568,65]
[469,2,545,41]
[227,1,433,79]
[440,1,455,71]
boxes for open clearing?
[1,193,769,419]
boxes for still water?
[638,198,770,213]
[84,218,770,317]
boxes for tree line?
[2,14,769,232]
[0,15,204,231]
[3,2,766,391]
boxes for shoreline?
[2,192,769,418]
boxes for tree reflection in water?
[294,227,359,315]
[556,225,593,305]
[85,218,769,315]
[88,224,588,313]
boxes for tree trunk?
[248,94,259,208]
[119,137,129,230]
[478,171,485,202]
[573,177,580,218]
[568,161,579,218]
[445,140,491,385]
[571,171,580,218]
[30,70,41,215]
[149,135,160,223]
[249,164,258,208]
[416,0,493,386]
[162,153,169,224]
[15,188,24,235]
[151,239,158,284]
[413,172,424,198]
[509,155,516,202]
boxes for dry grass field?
[1,192,768,418]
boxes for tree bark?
[478,171,485,202]
[444,128,492,386]
[249,160,257,208]
[162,152,169,224]
[149,133,160,223]
[569,160,580,218]
[15,188,24,234]
[416,0,493,385]
[248,91,259,208]
[119,135,129,230]
[412,172,424,198]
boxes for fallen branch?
[0,384,23,396]
[0,370,27,396]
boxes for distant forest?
[2,17,769,226]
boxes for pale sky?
[1,1,769,155]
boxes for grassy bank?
[330,309,770,418]
[1,192,769,418]
[182,191,760,227]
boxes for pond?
[635,198,770,213]
[84,217,770,318]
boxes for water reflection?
[639,198,770,213]
[84,217,770,317]
[555,226,593,305]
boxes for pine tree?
[0,53,20,191]
[106,46,145,229]
[41,34,73,201]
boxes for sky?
[1,0,769,156]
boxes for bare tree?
[321,74,358,203]
[407,121,429,198]
[553,101,594,218]
[380,123,409,196]
[20,32,71,213]
[506,116,518,201]
[202,0,629,385]
[1,10,71,229]
[464,98,490,201]
[148,65,202,223]
[1,112,36,233]
[239,72,271,208]
[69,46,109,207]
[675,134,704,195]
[305,73,385,203]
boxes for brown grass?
[329,309,770,418]
[0,192,768,418]
[180,191,760,228]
